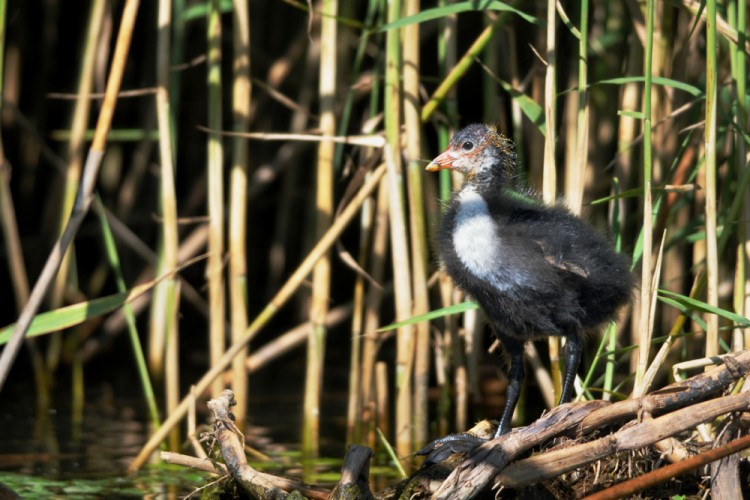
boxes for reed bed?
[0,0,747,495]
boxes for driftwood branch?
[161,450,227,474]
[205,389,331,500]
[179,389,381,500]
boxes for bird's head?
[426,124,515,186]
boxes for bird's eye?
[462,141,474,151]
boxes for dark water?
[0,381,203,497]
[0,389,145,477]
[0,357,354,498]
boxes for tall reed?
[729,0,748,351]
[703,0,719,358]
[633,0,655,397]
[206,0,226,400]
[155,0,181,449]
[543,0,561,402]
[384,0,416,463]
[229,0,252,427]
[304,0,337,460]
[402,0,430,452]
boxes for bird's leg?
[494,335,525,438]
[416,333,524,464]
[559,333,582,405]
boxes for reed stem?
[229,0,252,427]
[402,0,429,453]
[543,0,562,402]
[207,0,226,398]
[703,0,719,358]
[304,0,337,461]
[156,0,181,449]
[633,0,655,398]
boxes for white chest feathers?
[452,190,503,281]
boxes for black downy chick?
[425,124,633,447]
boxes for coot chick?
[426,124,632,441]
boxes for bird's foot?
[417,433,487,465]
[417,420,498,466]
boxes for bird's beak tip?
[426,152,453,172]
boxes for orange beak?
[426,149,454,172]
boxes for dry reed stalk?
[229,0,252,427]
[152,0,177,378]
[165,281,181,450]
[543,0,562,402]
[207,0,226,398]
[703,0,720,358]
[304,0,337,460]
[384,0,415,461]
[655,112,750,362]
[402,0,429,451]
[386,140,416,461]
[0,0,141,391]
[155,0,181,447]
[541,2,557,204]
[633,0,656,398]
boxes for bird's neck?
[463,167,504,197]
